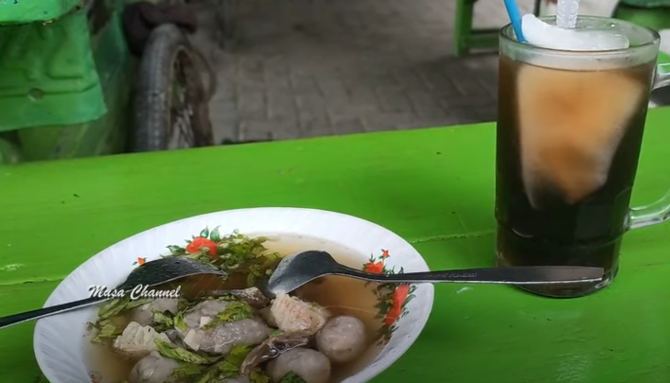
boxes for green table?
[2,107,670,383]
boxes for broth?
[87,234,384,383]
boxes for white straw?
[556,0,581,29]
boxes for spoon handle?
[336,265,604,285]
[0,295,107,330]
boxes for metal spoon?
[0,257,226,330]
[260,250,604,298]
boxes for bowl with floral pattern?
[33,207,434,383]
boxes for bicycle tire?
[133,23,214,152]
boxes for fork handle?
[0,295,107,330]
[335,265,604,285]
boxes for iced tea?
[495,18,659,297]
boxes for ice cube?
[521,14,630,51]
[516,64,645,208]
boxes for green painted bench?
[453,0,670,57]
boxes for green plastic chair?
[453,0,541,57]
[613,0,670,31]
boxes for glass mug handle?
[627,63,670,230]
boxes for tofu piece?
[113,321,172,359]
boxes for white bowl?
[33,207,434,383]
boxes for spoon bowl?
[0,257,226,329]
[265,250,605,297]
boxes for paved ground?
[188,0,663,144]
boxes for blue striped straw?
[503,0,526,43]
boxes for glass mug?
[495,16,670,298]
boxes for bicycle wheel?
[133,23,215,151]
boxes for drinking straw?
[503,0,525,43]
[556,0,581,29]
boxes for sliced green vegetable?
[191,345,251,383]
[166,231,281,285]
[97,297,128,320]
[152,311,174,332]
[154,339,210,365]
[216,294,239,302]
[218,301,254,322]
[125,297,153,310]
[96,295,153,322]
[91,319,121,343]
[278,371,307,383]
[173,311,187,331]
[250,370,271,383]
[203,301,254,329]
[177,296,202,312]
[192,366,223,383]
[247,264,262,286]
[219,344,251,373]
[153,311,174,325]
[215,232,279,272]
[171,361,202,379]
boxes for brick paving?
[188,0,662,143]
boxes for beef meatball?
[316,315,367,363]
[267,348,330,383]
[129,351,182,383]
